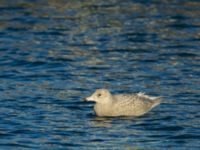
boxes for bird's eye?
[97,93,101,97]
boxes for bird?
[84,89,162,117]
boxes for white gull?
[84,89,162,117]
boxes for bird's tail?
[151,97,162,109]
[152,97,176,109]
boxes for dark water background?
[0,0,200,149]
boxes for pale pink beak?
[84,96,94,101]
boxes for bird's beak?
[83,96,94,102]
[83,97,88,101]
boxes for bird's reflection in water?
[90,117,114,127]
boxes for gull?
[84,89,162,117]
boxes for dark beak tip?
[83,98,87,101]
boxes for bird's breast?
[94,103,113,116]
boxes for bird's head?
[84,89,112,104]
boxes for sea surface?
[0,0,200,149]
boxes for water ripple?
[0,0,199,149]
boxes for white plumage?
[85,89,162,117]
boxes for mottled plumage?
[84,89,162,117]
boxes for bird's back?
[111,93,161,116]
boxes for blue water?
[0,0,200,149]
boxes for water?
[0,0,199,149]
